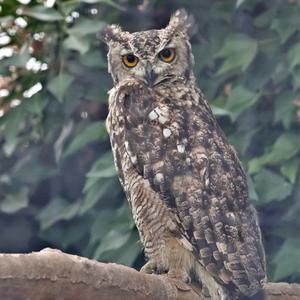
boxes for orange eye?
[122,53,139,68]
[158,48,176,63]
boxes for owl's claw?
[167,269,191,283]
[141,261,191,284]
[140,261,157,274]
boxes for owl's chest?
[109,82,192,125]
[109,89,175,141]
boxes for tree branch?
[0,248,299,300]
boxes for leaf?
[63,18,106,54]
[0,44,30,73]
[79,50,106,68]
[63,122,106,157]
[93,230,132,259]
[248,133,300,174]
[23,93,49,115]
[47,73,74,102]
[272,237,300,281]
[245,52,278,90]
[225,86,259,121]
[37,197,80,230]
[292,68,300,90]
[54,121,74,162]
[211,105,231,117]
[13,157,57,184]
[0,187,29,214]
[192,44,214,73]
[92,203,139,263]
[254,7,277,27]
[59,0,81,15]
[85,164,116,179]
[0,16,14,25]
[79,178,119,215]
[247,176,259,204]
[90,203,133,245]
[84,152,116,186]
[210,2,235,22]
[270,6,300,43]
[215,34,258,74]
[90,209,115,244]
[288,42,300,70]
[266,133,300,162]
[63,35,91,55]
[21,6,64,21]
[3,107,24,143]
[280,159,299,184]
[248,156,267,175]
[110,231,141,266]
[67,18,105,36]
[236,0,246,8]
[3,137,20,157]
[254,169,292,205]
[231,130,258,156]
[94,230,141,266]
[274,91,297,129]
[81,0,126,11]
[2,107,25,156]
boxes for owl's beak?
[144,68,157,87]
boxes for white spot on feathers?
[177,144,185,153]
[130,155,137,164]
[155,173,164,183]
[163,128,172,138]
[124,140,129,151]
[148,107,169,124]
[216,242,227,254]
[148,109,158,120]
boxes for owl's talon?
[167,269,191,283]
[140,261,157,274]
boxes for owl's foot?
[140,260,158,274]
[140,260,191,283]
[167,268,191,283]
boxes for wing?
[121,83,266,296]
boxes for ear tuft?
[100,24,124,44]
[167,9,194,37]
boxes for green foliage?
[0,0,299,282]
[21,5,64,21]
[215,34,258,75]
[0,187,29,214]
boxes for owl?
[103,9,266,300]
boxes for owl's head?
[102,9,195,87]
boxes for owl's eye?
[122,54,139,68]
[158,48,176,63]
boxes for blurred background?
[0,0,299,283]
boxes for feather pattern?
[104,10,266,298]
[106,79,266,298]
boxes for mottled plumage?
[103,10,266,299]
